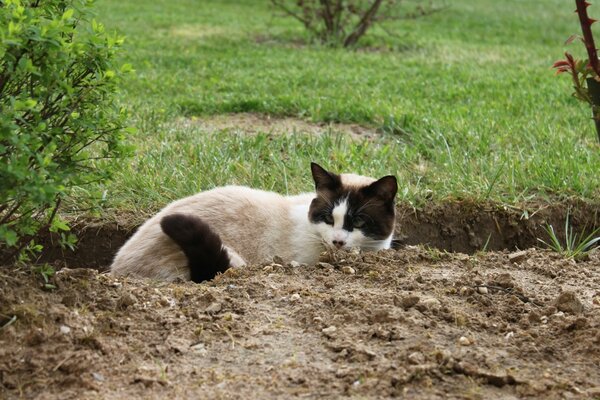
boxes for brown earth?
[2,247,600,399]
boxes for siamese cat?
[110,163,397,282]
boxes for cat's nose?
[332,240,345,249]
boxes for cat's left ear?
[363,175,397,202]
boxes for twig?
[473,285,544,307]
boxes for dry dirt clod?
[317,262,334,270]
[341,266,356,275]
[407,351,425,365]
[289,293,301,302]
[322,326,337,338]
[395,294,420,309]
[508,250,528,264]
[553,291,584,315]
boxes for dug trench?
[35,199,600,269]
[1,200,600,399]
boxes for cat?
[110,162,397,283]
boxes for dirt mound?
[2,247,600,399]
[33,199,600,269]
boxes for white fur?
[111,180,394,281]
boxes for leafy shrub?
[0,0,132,262]
[270,0,444,47]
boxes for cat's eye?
[323,214,334,224]
[353,216,365,228]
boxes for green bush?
[0,0,132,262]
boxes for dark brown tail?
[160,213,230,283]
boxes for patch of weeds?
[538,212,600,260]
[34,264,57,290]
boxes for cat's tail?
[160,213,230,283]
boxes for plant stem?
[575,0,600,76]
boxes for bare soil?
[177,113,379,139]
[2,246,600,399]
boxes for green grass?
[538,212,600,260]
[87,0,600,219]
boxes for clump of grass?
[538,212,600,260]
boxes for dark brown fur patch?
[160,213,230,283]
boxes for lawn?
[91,0,600,218]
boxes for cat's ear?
[311,162,341,191]
[363,175,397,202]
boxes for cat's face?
[308,163,397,251]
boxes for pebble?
[290,293,301,302]
[504,331,514,340]
[407,351,425,365]
[458,336,471,346]
[322,326,337,338]
[289,260,302,268]
[59,325,71,335]
[191,343,208,356]
[272,256,284,264]
[317,262,334,270]
[341,266,356,275]
[92,372,105,382]
[477,286,489,294]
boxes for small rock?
[477,286,489,294]
[262,265,274,273]
[205,302,222,314]
[554,291,584,315]
[60,325,71,335]
[407,351,425,365]
[191,343,208,356]
[341,266,356,275]
[458,336,471,346]
[317,262,334,270]
[92,372,105,382]
[508,250,528,264]
[322,326,337,338]
[289,293,301,302]
[289,260,302,268]
[504,331,514,340]
[272,255,284,264]
[459,286,474,296]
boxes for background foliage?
[0,0,131,261]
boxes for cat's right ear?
[311,162,340,191]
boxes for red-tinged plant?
[553,0,600,141]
